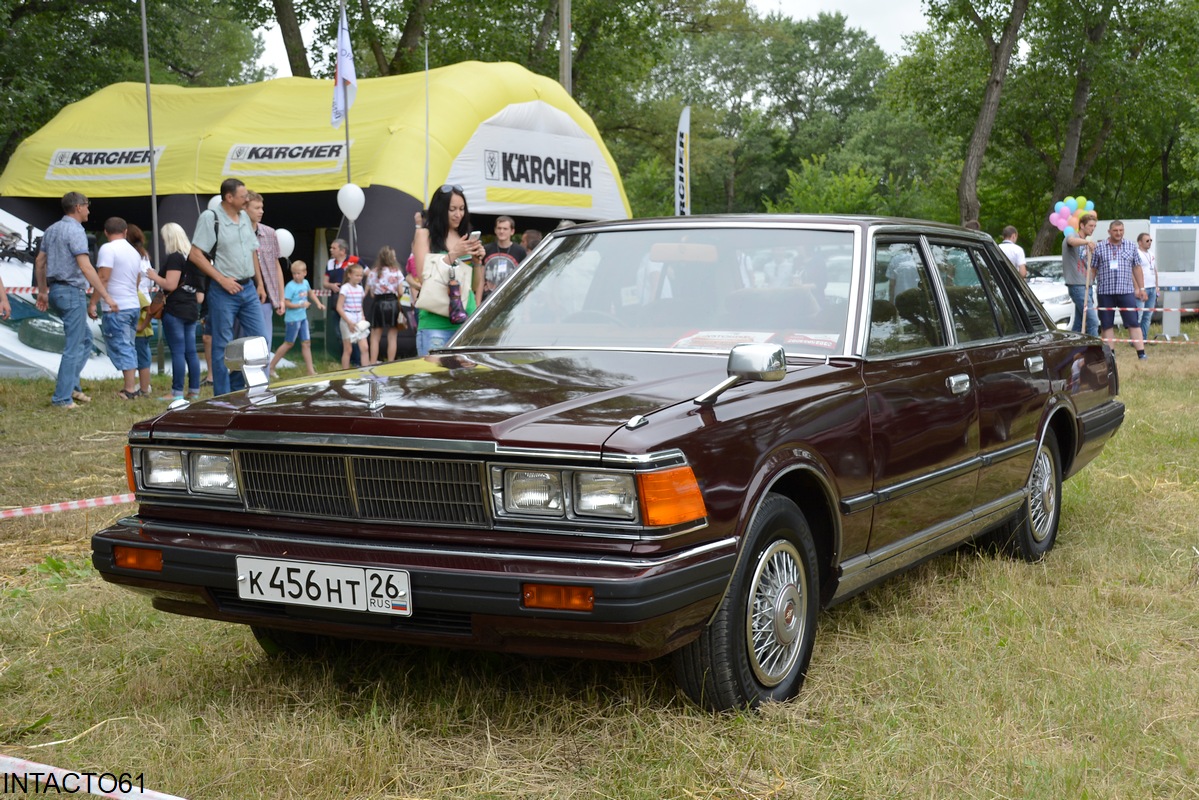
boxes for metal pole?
[559,0,571,95]
[424,36,430,204]
[341,0,355,256]
[139,0,165,373]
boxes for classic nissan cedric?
[93,216,1125,711]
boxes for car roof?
[555,214,994,245]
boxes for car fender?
[703,446,845,623]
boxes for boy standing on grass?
[269,261,324,377]
[337,263,369,369]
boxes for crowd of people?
[31,182,541,407]
[1001,215,1154,359]
[33,178,1157,409]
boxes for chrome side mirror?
[224,336,272,391]
[694,343,787,405]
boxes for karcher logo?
[46,147,163,180]
[224,142,347,176]
[231,144,345,161]
[485,150,592,189]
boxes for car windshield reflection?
[455,227,855,356]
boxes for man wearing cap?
[34,191,118,409]
[189,177,267,395]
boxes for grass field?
[2,330,1198,799]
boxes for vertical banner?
[330,0,357,129]
[675,105,690,216]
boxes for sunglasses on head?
[438,184,465,195]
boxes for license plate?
[236,557,412,616]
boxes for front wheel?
[673,493,820,711]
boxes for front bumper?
[92,517,736,661]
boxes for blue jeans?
[162,312,200,394]
[48,284,92,406]
[207,281,267,395]
[1137,287,1157,341]
[135,334,152,370]
[1067,284,1099,337]
[416,327,454,356]
[101,308,140,371]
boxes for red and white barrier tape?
[1094,305,1199,313]
[1,493,134,520]
[0,755,185,799]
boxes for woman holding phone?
[411,184,486,355]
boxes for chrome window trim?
[451,221,865,359]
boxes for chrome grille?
[238,450,488,526]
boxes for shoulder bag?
[415,255,472,319]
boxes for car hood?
[143,350,753,451]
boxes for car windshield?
[1026,258,1063,281]
[454,226,855,355]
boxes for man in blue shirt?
[34,191,118,409]
[188,178,267,395]
[1091,220,1148,359]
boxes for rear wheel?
[673,493,819,711]
[1001,435,1063,562]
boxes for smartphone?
[469,231,482,241]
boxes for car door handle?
[1025,355,1045,374]
[946,374,971,395]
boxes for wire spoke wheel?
[746,540,807,687]
[1027,445,1057,543]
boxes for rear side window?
[927,243,1020,342]
[867,241,947,355]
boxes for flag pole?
[336,0,356,255]
[429,37,434,206]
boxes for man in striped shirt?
[1091,220,1148,359]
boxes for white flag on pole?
[331,2,357,128]
[675,105,691,216]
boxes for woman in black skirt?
[365,245,408,363]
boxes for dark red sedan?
[93,216,1124,711]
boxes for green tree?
[764,155,881,215]
[924,0,1030,226]
[0,0,269,169]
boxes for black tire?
[249,625,337,658]
[1005,435,1063,562]
[673,493,819,711]
[18,317,67,353]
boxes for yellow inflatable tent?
[0,61,630,262]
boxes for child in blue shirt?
[269,260,325,377]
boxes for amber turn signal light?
[637,466,707,526]
[113,546,163,572]
[522,583,594,611]
[125,445,136,492]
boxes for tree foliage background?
[2,0,1197,254]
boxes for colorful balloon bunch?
[1048,196,1096,238]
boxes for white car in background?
[1025,255,1073,329]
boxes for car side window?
[992,249,1049,333]
[928,243,1004,342]
[970,247,1022,336]
[867,241,947,355]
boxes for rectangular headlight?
[143,449,185,489]
[574,472,637,520]
[503,469,564,516]
[190,453,238,495]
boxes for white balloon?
[275,228,295,259]
[337,183,366,222]
[207,194,222,212]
